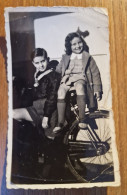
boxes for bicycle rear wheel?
[64,110,114,182]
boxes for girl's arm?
[89,56,103,93]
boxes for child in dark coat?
[13,48,61,131]
[53,32,103,133]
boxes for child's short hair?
[31,48,48,61]
[65,32,89,55]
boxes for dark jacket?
[33,70,61,117]
[56,51,103,108]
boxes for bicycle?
[12,90,114,183]
[63,90,114,182]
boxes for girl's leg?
[53,83,70,133]
[13,108,33,122]
[74,80,87,129]
[57,99,66,126]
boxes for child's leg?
[57,83,70,124]
[53,83,70,132]
[13,108,33,122]
[74,80,87,129]
[57,99,66,125]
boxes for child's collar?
[70,53,82,60]
[37,69,53,80]
[34,68,53,87]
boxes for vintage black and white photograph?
[5,7,120,189]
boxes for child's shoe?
[79,122,88,130]
[53,123,64,134]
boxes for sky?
[34,7,109,59]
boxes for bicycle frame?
[67,99,110,159]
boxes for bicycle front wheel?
[64,110,114,182]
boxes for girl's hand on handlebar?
[42,116,49,129]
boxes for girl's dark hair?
[65,32,89,55]
[31,48,48,61]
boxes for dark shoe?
[53,123,64,134]
[44,136,54,145]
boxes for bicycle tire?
[64,110,114,182]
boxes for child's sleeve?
[55,55,64,74]
[43,73,61,117]
[89,56,103,93]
